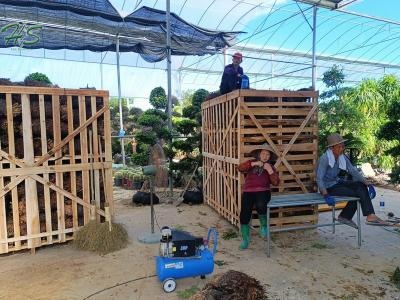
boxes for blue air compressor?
[155,227,218,292]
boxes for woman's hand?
[263,163,274,175]
[251,161,263,167]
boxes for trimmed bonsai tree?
[170,89,209,187]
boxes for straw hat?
[326,133,347,147]
[250,143,277,161]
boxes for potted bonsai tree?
[114,171,123,186]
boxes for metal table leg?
[332,205,336,234]
[357,200,361,248]
[267,206,271,257]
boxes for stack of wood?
[0,92,106,239]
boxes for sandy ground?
[0,187,399,300]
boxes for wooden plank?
[242,119,308,126]
[201,93,227,109]
[67,95,78,229]
[238,89,318,98]
[91,96,101,220]
[1,227,77,244]
[241,108,312,116]
[0,125,7,253]
[241,127,316,134]
[6,93,21,250]
[0,162,112,177]
[79,96,90,223]
[103,95,113,214]
[21,94,40,249]
[39,94,52,244]
[53,95,66,242]
[244,102,315,107]
[244,143,317,153]
[0,86,109,97]
[5,94,21,250]
[202,152,239,165]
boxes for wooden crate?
[0,86,113,254]
[202,89,319,228]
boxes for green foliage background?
[319,65,400,182]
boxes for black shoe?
[336,216,358,229]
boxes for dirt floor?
[1,186,399,300]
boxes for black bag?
[182,190,203,205]
[132,191,160,205]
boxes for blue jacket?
[220,64,243,94]
[316,152,367,194]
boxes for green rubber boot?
[259,214,268,238]
[239,224,250,250]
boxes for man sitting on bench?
[316,133,389,227]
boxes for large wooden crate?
[0,86,113,254]
[202,89,319,228]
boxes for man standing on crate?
[220,52,244,95]
[237,144,280,250]
[316,133,389,227]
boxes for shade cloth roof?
[0,1,240,62]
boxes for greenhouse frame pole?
[116,35,126,166]
[311,5,317,90]
[166,0,173,195]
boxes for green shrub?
[131,152,149,166]
[390,165,400,184]
[149,87,167,110]
[24,72,52,84]
[137,113,163,127]
[175,119,198,136]
[114,171,123,179]
[134,131,157,145]
[192,89,209,108]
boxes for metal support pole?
[100,53,104,90]
[332,206,336,234]
[150,177,154,234]
[267,206,271,257]
[357,200,361,248]
[311,5,317,90]
[166,0,173,195]
[116,35,126,166]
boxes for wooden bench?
[266,193,361,257]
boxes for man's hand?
[263,163,274,175]
[251,161,263,167]
[324,194,336,206]
[367,185,376,199]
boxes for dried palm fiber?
[30,98,52,119]
[73,131,128,254]
[11,102,22,117]
[0,97,20,116]
[0,78,12,86]
[31,120,54,137]
[190,270,267,300]
[73,220,128,254]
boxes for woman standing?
[238,145,280,250]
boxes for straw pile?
[73,221,128,255]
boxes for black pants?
[327,181,375,220]
[240,191,271,225]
